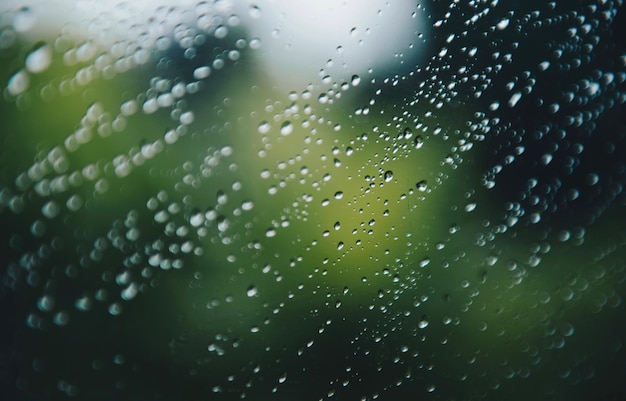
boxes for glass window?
[1,1,625,400]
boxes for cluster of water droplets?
[1,1,626,400]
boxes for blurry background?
[1,1,626,400]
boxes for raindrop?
[7,70,29,96]
[12,7,36,32]
[41,201,60,219]
[249,5,262,19]
[53,311,69,326]
[214,25,228,39]
[280,121,294,136]
[495,17,513,32]
[258,121,271,134]
[246,285,258,297]
[108,303,123,316]
[193,66,211,80]
[508,92,522,108]
[37,295,55,311]
[464,203,477,212]
[25,43,52,73]
[189,211,205,227]
[180,111,194,125]
[142,98,158,114]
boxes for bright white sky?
[3,0,428,89]
[238,0,429,87]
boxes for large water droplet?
[246,285,258,297]
[25,43,52,73]
[280,121,294,136]
[7,69,29,96]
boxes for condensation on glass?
[1,1,625,400]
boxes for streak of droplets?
[1,1,626,401]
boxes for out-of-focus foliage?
[1,1,625,400]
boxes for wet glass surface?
[1,1,626,400]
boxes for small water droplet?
[190,211,205,227]
[37,295,55,312]
[7,69,29,96]
[413,135,424,149]
[180,111,194,125]
[280,121,294,136]
[13,7,36,32]
[249,5,262,18]
[41,201,60,219]
[246,285,258,297]
[508,92,522,108]
[496,18,510,30]
[25,43,52,73]
[53,311,69,326]
[464,203,477,212]
[258,121,271,134]
[193,66,211,80]
[214,25,228,39]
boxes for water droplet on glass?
[193,66,211,80]
[190,211,205,227]
[496,18,510,30]
[7,69,29,96]
[246,285,258,297]
[280,121,294,136]
[249,5,262,18]
[41,201,60,219]
[25,43,52,73]
[13,7,36,32]
[464,203,477,212]
[258,121,271,134]
[508,92,522,108]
